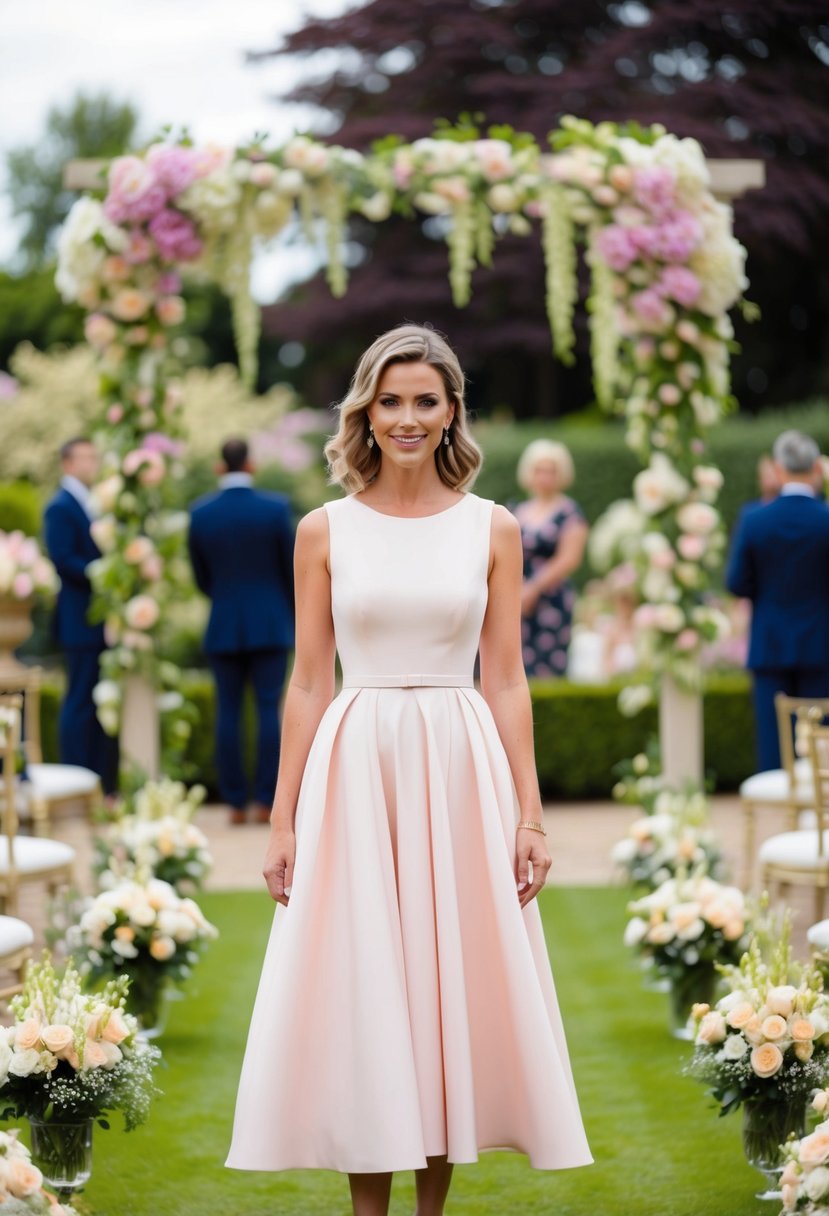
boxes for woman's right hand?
[263,828,296,906]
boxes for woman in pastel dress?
[511,440,589,678]
[227,325,592,1215]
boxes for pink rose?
[658,384,681,406]
[125,229,153,265]
[649,211,703,262]
[659,265,702,308]
[124,325,150,347]
[157,271,182,295]
[146,144,199,196]
[676,628,699,652]
[85,313,118,349]
[632,165,676,217]
[631,289,673,330]
[12,573,34,599]
[148,208,203,262]
[156,296,186,326]
[141,554,164,581]
[104,156,167,224]
[124,594,160,631]
[596,224,639,271]
[110,289,151,322]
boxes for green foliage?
[0,481,42,536]
[5,92,139,270]
[0,268,85,368]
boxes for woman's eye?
[420,398,438,407]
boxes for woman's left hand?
[515,827,552,907]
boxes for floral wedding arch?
[56,117,753,776]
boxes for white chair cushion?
[741,759,814,802]
[759,830,829,869]
[808,919,829,951]
[25,764,100,798]
[0,836,75,874]
[0,915,34,952]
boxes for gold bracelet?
[517,819,547,836]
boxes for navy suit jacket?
[726,493,829,671]
[43,488,105,651]
[188,487,295,655]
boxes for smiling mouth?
[390,435,427,446]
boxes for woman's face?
[367,361,455,470]
[527,458,560,499]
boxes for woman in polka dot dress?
[511,440,589,678]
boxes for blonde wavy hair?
[325,324,483,494]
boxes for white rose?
[675,502,719,536]
[806,1167,829,1203]
[633,455,689,516]
[8,1048,42,1077]
[767,985,798,1018]
[624,916,649,947]
[721,1033,748,1059]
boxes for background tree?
[252,0,829,418]
[5,92,139,271]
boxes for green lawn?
[33,889,769,1215]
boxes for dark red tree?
[253,0,829,416]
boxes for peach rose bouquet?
[688,928,829,1199]
[68,877,217,1035]
[0,954,160,1131]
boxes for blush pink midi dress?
[226,492,592,1174]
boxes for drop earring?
[367,425,375,449]
[443,426,451,447]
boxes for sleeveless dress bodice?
[227,490,592,1176]
[329,493,488,687]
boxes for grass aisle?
[57,889,765,1215]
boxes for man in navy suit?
[188,438,295,824]
[726,430,829,771]
[44,437,119,793]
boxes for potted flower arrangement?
[0,954,160,1202]
[93,778,212,894]
[612,786,722,890]
[68,876,218,1038]
[0,531,56,677]
[0,1128,80,1215]
[687,929,829,1201]
[626,871,748,1036]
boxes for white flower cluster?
[55,197,128,305]
[626,873,747,955]
[612,787,721,888]
[95,779,212,893]
[782,1110,829,1212]
[72,877,217,969]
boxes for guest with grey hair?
[727,430,829,770]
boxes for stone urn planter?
[0,596,34,677]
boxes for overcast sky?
[0,0,351,296]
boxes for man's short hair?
[60,436,93,462]
[221,438,249,473]
[773,430,820,474]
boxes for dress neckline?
[349,493,469,520]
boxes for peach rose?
[795,1040,814,1061]
[5,1158,43,1198]
[156,296,186,327]
[696,1011,727,1044]
[743,1014,765,1045]
[751,1042,784,1078]
[83,1039,109,1070]
[814,1090,829,1114]
[798,1128,829,1167]
[691,1003,710,1019]
[114,925,136,943]
[111,289,150,322]
[41,1024,75,1056]
[101,1009,129,1044]
[726,1002,755,1030]
[780,1160,800,1187]
[791,1018,816,1041]
[722,918,745,941]
[14,1019,42,1051]
[767,986,798,1018]
[761,1014,788,1041]
[124,594,160,631]
[149,934,176,961]
[781,1181,798,1211]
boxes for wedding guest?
[188,438,295,825]
[511,439,588,677]
[726,430,829,771]
[43,437,118,794]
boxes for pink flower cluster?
[104,146,204,262]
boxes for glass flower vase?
[667,963,717,1039]
[28,1117,93,1200]
[124,966,172,1040]
[742,1097,806,1201]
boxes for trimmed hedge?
[0,480,42,536]
[36,670,754,799]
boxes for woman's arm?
[263,507,336,905]
[522,516,588,615]
[479,506,552,908]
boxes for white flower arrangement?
[0,954,159,1130]
[625,872,748,978]
[94,779,212,894]
[612,787,722,889]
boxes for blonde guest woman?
[511,439,589,677]
[226,324,592,1215]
